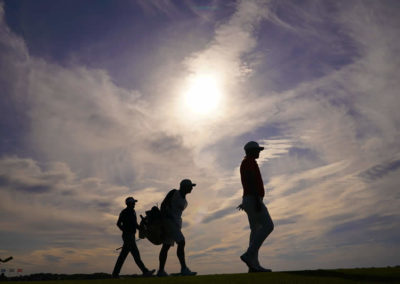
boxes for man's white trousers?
[242,195,274,263]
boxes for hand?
[236,204,244,211]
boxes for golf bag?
[138,189,178,245]
[138,206,164,245]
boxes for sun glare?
[184,74,222,115]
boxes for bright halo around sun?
[184,74,222,115]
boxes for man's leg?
[249,224,259,265]
[112,244,129,277]
[248,203,274,256]
[242,196,259,261]
[177,239,196,276]
[177,240,187,270]
[241,196,273,271]
[129,241,150,273]
[158,244,171,273]
[242,211,260,268]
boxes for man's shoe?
[248,266,272,273]
[256,265,272,272]
[157,270,168,277]
[181,267,197,276]
[240,253,258,270]
[143,269,155,277]
[111,274,119,279]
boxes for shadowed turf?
[6,267,400,283]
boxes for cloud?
[0,157,74,194]
[202,206,237,224]
[359,158,400,182]
[1,0,400,275]
[160,0,272,149]
[0,175,52,193]
[43,254,63,263]
[0,2,206,190]
[328,214,399,236]
[136,0,181,17]
[274,215,301,226]
[189,244,240,260]
[0,157,127,232]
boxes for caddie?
[156,179,197,277]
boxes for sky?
[0,0,400,276]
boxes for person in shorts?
[157,179,197,277]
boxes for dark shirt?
[240,156,265,197]
[117,207,138,234]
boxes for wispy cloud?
[202,206,237,224]
[359,158,400,182]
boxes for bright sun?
[184,74,222,115]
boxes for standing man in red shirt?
[239,141,274,272]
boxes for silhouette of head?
[179,179,196,194]
[125,197,137,208]
[244,141,264,159]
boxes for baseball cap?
[244,141,265,151]
[180,179,196,188]
[125,197,138,205]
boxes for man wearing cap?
[238,141,274,272]
[112,197,155,278]
[157,179,197,277]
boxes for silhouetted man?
[157,179,197,277]
[238,141,274,272]
[112,197,155,278]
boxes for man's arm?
[134,211,140,230]
[116,212,124,231]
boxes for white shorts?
[163,218,185,246]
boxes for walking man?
[157,179,197,277]
[112,197,155,278]
[238,141,274,272]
